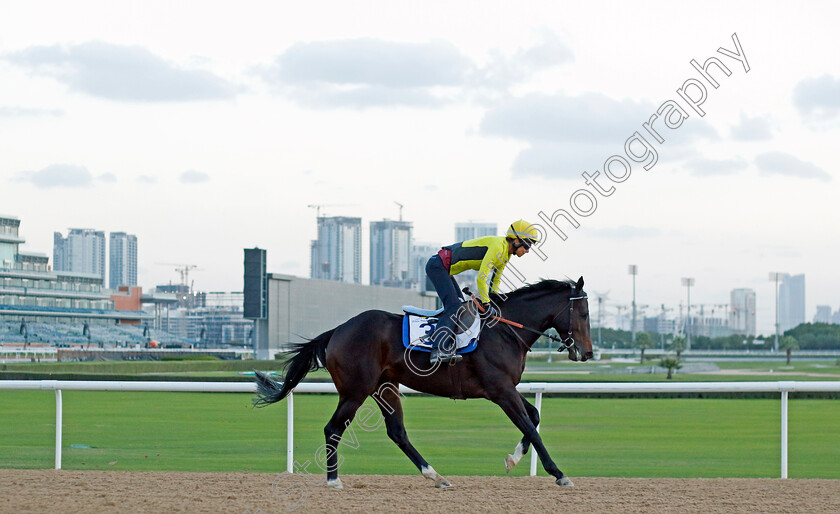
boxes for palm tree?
[670,335,687,361]
[780,335,799,365]
[659,356,682,379]
[636,332,654,363]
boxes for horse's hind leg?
[373,381,451,489]
[505,393,539,473]
[323,396,365,489]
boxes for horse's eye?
[580,313,589,319]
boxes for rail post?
[287,391,294,473]
[530,390,543,476]
[55,389,63,470]
[781,390,788,479]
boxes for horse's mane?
[489,279,578,304]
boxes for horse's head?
[555,276,594,362]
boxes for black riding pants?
[425,255,465,351]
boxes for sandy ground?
[2,470,840,513]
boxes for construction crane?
[155,263,202,294]
[307,204,357,218]
[394,201,404,221]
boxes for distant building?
[779,274,805,332]
[686,315,733,339]
[370,220,413,288]
[109,232,138,289]
[259,273,437,358]
[310,216,361,283]
[158,292,252,347]
[454,222,497,242]
[1,215,147,325]
[644,315,678,335]
[814,305,832,324]
[410,242,441,294]
[54,228,107,286]
[452,222,498,291]
[730,288,757,336]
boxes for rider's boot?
[430,331,461,366]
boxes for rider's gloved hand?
[480,303,497,319]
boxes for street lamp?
[768,272,786,352]
[681,277,695,350]
[628,265,638,342]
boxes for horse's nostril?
[584,351,593,361]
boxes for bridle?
[551,293,588,352]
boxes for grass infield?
[1,390,838,479]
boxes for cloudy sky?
[2,1,838,334]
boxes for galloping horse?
[254,276,593,488]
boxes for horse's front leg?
[505,393,539,473]
[492,389,573,486]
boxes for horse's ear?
[576,276,584,291]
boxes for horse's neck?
[499,296,555,347]
[509,291,559,324]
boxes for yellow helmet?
[506,220,539,246]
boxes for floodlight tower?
[628,265,638,342]
[592,290,610,347]
[681,277,695,350]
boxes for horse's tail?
[252,328,335,408]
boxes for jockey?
[425,219,539,365]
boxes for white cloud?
[14,164,92,188]
[480,92,719,178]
[793,75,840,122]
[0,106,63,118]
[754,152,831,181]
[685,157,749,176]
[730,113,773,141]
[260,33,573,108]
[4,41,238,102]
[260,38,470,108]
[180,170,209,184]
[473,29,574,89]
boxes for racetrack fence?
[2,380,839,478]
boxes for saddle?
[401,300,482,354]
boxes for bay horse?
[254,276,592,488]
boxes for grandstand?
[0,320,191,346]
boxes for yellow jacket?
[444,236,510,303]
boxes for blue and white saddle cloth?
[401,305,481,354]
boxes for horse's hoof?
[505,454,516,474]
[435,477,452,489]
[327,478,344,489]
[556,476,574,487]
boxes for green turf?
[1,359,269,375]
[1,390,838,478]
[7,358,839,383]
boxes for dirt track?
[3,470,839,513]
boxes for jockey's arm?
[475,239,508,303]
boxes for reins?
[463,288,586,353]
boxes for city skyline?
[1,210,826,335]
[2,2,838,335]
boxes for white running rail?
[2,380,839,478]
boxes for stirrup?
[430,348,462,366]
